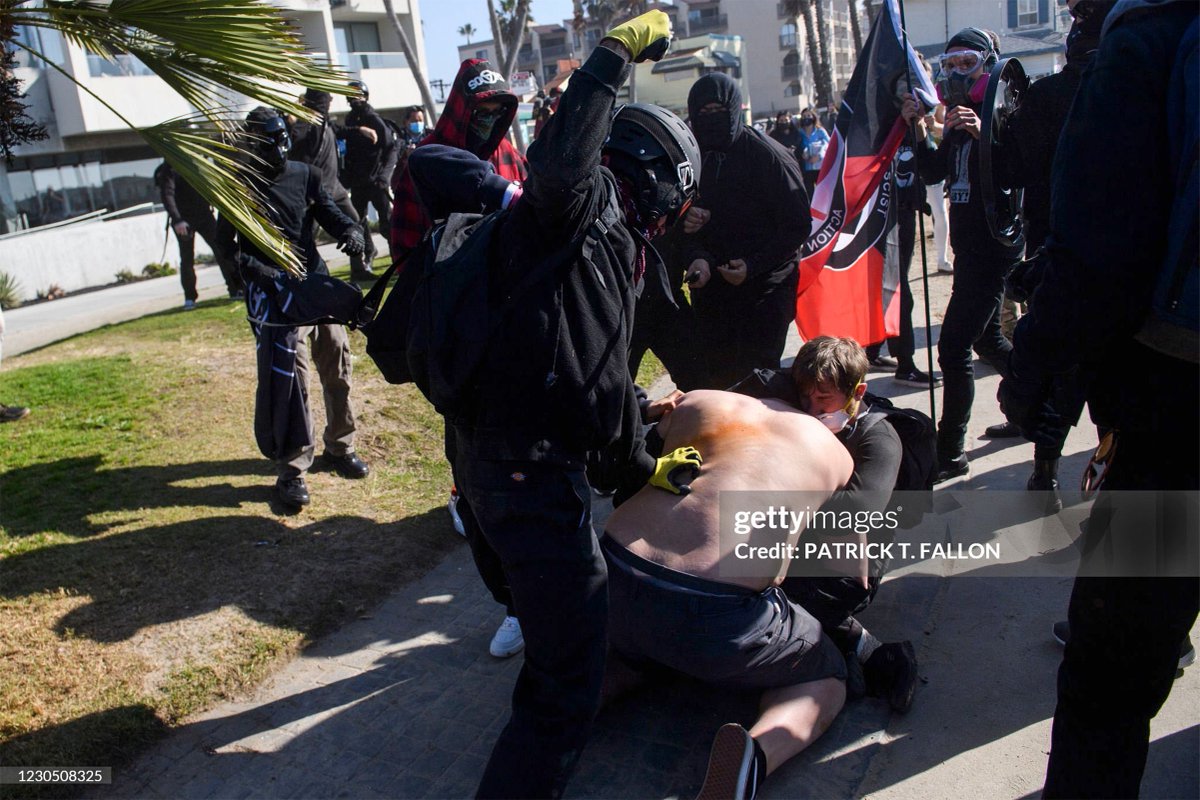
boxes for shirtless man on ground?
[602,389,853,800]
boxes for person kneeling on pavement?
[602,389,852,800]
[217,107,371,510]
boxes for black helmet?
[604,103,701,228]
[244,107,291,175]
[348,79,368,101]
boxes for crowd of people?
[109,1,1195,797]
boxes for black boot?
[864,641,919,713]
[1027,457,1062,512]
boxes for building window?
[780,22,797,49]
[785,81,804,98]
[333,21,381,54]
[1017,0,1038,26]
[476,49,489,59]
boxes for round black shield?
[980,57,1030,247]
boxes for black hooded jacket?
[289,94,351,206]
[410,45,655,482]
[340,100,397,187]
[684,73,810,287]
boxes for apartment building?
[630,33,748,118]
[1,0,429,234]
[456,22,577,90]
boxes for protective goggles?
[936,50,986,76]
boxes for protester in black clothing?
[217,108,370,510]
[682,72,810,390]
[768,109,801,163]
[866,136,942,387]
[288,89,362,256]
[408,11,697,796]
[154,161,243,306]
[1000,0,1115,499]
[626,224,705,390]
[999,2,1198,795]
[338,80,398,280]
[903,27,1023,482]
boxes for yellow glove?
[605,9,673,63]
[649,446,703,495]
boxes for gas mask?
[935,49,990,107]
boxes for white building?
[1,0,429,234]
[901,0,1070,79]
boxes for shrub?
[114,269,139,284]
[0,270,22,309]
[142,262,177,279]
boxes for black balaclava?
[303,88,332,117]
[687,72,743,153]
[1066,0,1116,63]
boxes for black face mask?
[1066,1,1109,62]
[692,111,734,152]
[800,117,816,127]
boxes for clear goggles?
[936,50,985,76]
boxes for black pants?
[627,276,704,390]
[1043,430,1199,798]
[454,434,607,799]
[348,181,390,270]
[176,210,242,300]
[692,266,799,390]
[936,248,1016,458]
[781,553,888,651]
[444,429,515,617]
[867,207,917,369]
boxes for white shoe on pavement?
[448,487,465,537]
[490,616,524,658]
[938,260,954,274]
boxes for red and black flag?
[796,0,936,344]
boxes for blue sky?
[418,0,581,88]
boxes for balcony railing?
[347,51,408,70]
[688,13,728,34]
[539,43,571,59]
[87,53,155,78]
[781,63,802,80]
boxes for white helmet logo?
[467,70,504,92]
[677,161,695,192]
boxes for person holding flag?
[794,0,937,382]
[902,27,1024,482]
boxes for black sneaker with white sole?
[696,724,760,800]
[893,367,943,388]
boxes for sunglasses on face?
[936,50,985,75]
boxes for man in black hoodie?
[338,81,398,280]
[682,72,811,390]
[407,11,698,797]
[902,28,1023,482]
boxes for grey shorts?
[602,536,847,689]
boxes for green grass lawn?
[0,279,460,786]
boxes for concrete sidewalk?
[11,250,1196,798]
[1,235,388,358]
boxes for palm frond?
[1,0,363,273]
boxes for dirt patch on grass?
[0,299,461,776]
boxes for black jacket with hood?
[684,72,810,288]
[413,44,655,482]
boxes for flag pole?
[896,0,938,431]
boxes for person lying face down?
[600,389,852,800]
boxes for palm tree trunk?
[382,0,439,124]
[487,0,509,67]
[814,0,834,110]
[848,0,863,57]
[493,0,531,153]
[796,1,828,110]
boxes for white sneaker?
[448,487,465,537]
[938,260,954,274]
[489,616,524,658]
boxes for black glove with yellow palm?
[604,9,673,63]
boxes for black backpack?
[857,392,937,527]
